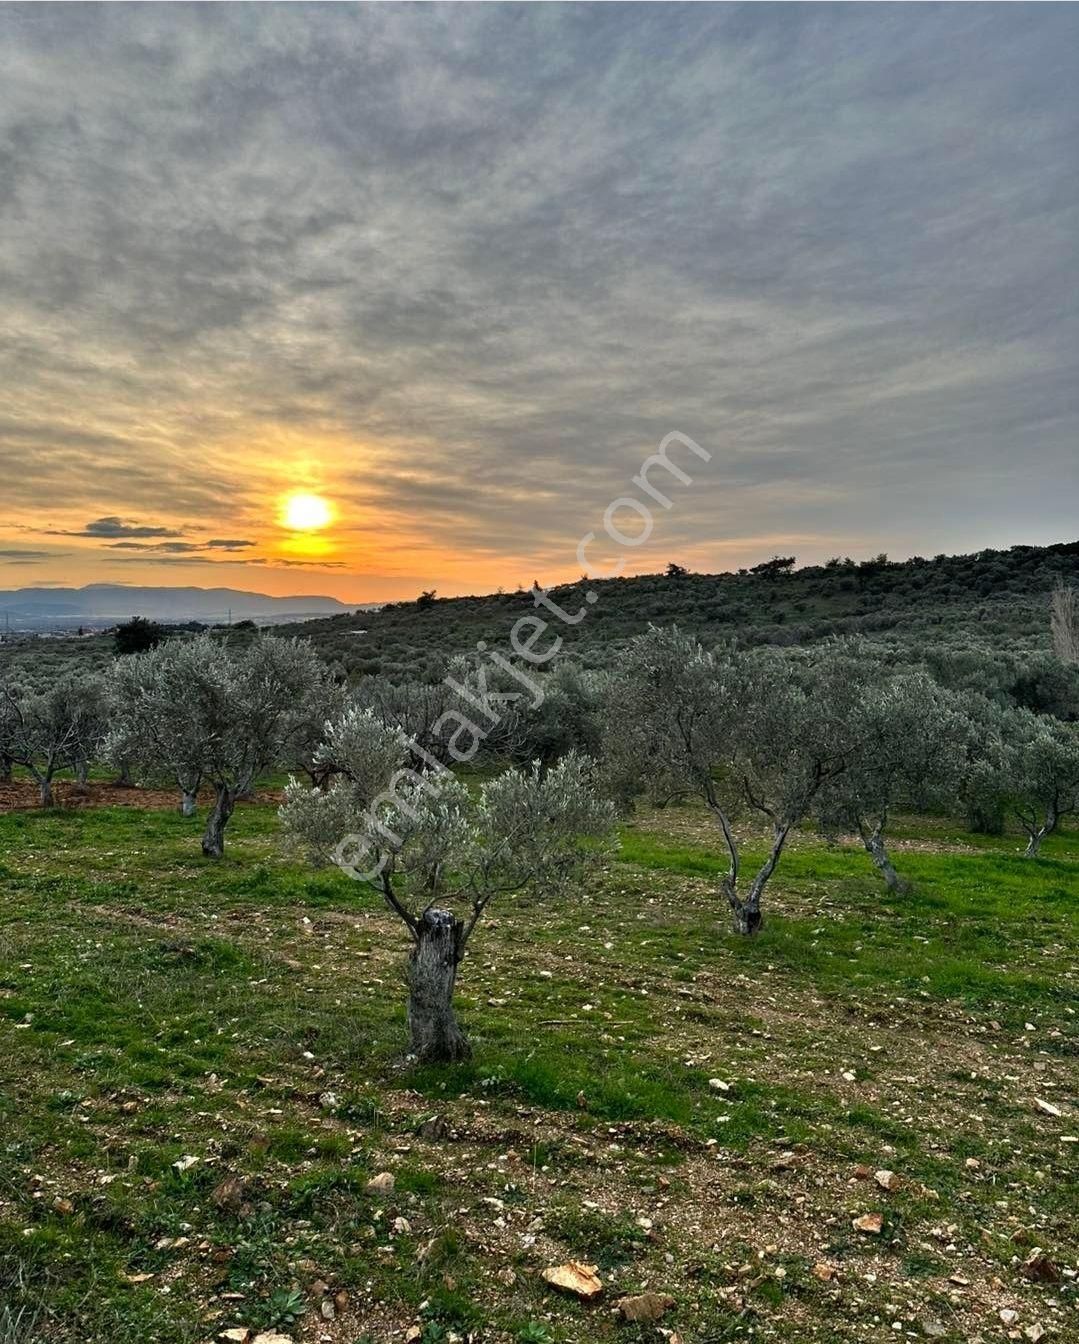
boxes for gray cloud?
[84,517,181,539]
[1,3,1077,591]
[0,549,51,562]
[105,537,257,553]
[47,517,185,539]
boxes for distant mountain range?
[0,584,352,630]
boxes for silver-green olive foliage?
[815,667,969,891]
[106,633,336,856]
[1,671,107,804]
[604,628,968,929]
[280,708,615,1061]
[999,705,1079,856]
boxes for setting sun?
[281,492,333,531]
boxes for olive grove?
[105,633,338,855]
[603,628,863,933]
[0,672,106,805]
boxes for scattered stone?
[1021,1249,1060,1284]
[1034,1098,1062,1118]
[853,1163,873,1179]
[542,1261,604,1299]
[875,1169,901,1191]
[853,1212,884,1235]
[921,1320,947,1339]
[708,1078,731,1093]
[251,1333,293,1344]
[52,1196,75,1216]
[172,1154,199,1173]
[812,1262,836,1282]
[418,1115,449,1141]
[617,1291,674,1323]
[964,1157,981,1170]
[1000,1309,1019,1326]
[365,1172,395,1196]
[219,1331,251,1343]
[211,1175,246,1213]
[1025,1325,1045,1342]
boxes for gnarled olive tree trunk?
[0,752,12,784]
[1021,805,1056,858]
[201,785,235,857]
[859,821,907,892]
[724,823,790,936]
[408,908,471,1062]
[39,775,55,808]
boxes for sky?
[1,3,1077,603]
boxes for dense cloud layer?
[1,3,1076,597]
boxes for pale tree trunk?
[114,759,133,787]
[1022,806,1056,858]
[74,757,89,786]
[859,820,906,893]
[201,785,235,858]
[178,771,201,816]
[39,775,54,808]
[726,824,790,935]
[408,908,471,1062]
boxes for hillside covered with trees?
[291,540,1079,680]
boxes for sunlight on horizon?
[280,492,333,531]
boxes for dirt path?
[0,779,283,813]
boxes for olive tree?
[107,644,205,815]
[443,655,602,768]
[70,675,108,786]
[815,670,968,891]
[605,628,863,934]
[728,646,866,929]
[106,633,335,855]
[1,673,105,805]
[0,690,15,783]
[281,708,615,1062]
[1001,708,1079,857]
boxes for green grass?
[0,796,1075,1342]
